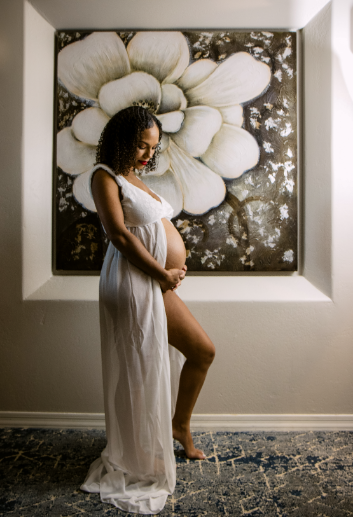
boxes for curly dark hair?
[95,106,163,176]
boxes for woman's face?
[133,123,160,171]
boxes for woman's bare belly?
[162,218,186,270]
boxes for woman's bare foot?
[172,424,206,460]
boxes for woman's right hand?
[159,268,184,293]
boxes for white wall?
[1,0,353,424]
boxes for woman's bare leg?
[163,290,215,460]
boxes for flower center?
[132,99,158,114]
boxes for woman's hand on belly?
[163,264,187,292]
[178,265,187,283]
[159,268,185,293]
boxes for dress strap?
[90,164,125,189]
[90,163,115,179]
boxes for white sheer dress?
[80,164,186,514]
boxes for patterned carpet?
[0,428,352,516]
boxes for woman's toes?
[194,449,206,460]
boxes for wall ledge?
[26,275,100,301]
[25,274,331,302]
[1,412,352,431]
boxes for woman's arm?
[91,169,184,291]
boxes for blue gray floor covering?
[0,428,352,516]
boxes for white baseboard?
[190,414,353,431]
[0,412,106,429]
[1,412,353,431]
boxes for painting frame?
[53,29,298,275]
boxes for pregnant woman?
[80,106,215,514]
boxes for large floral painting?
[55,30,297,272]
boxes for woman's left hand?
[180,265,187,281]
[172,265,187,290]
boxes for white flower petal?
[58,32,130,101]
[201,124,259,179]
[169,140,226,215]
[72,169,97,212]
[171,106,222,157]
[159,84,187,114]
[127,32,190,84]
[72,107,110,146]
[156,111,184,133]
[57,127,96,176]
[219,105,244,126]
[186,52,271,107]
[141,170,183,217]
[177,59,217,91]
[152,150,171,176]
[99,72,161,117]
[160,133,170,153]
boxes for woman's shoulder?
[91,163,116,179]
[91,167,126,207]
[91,164,126,187]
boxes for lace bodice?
[90,164,174,227]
